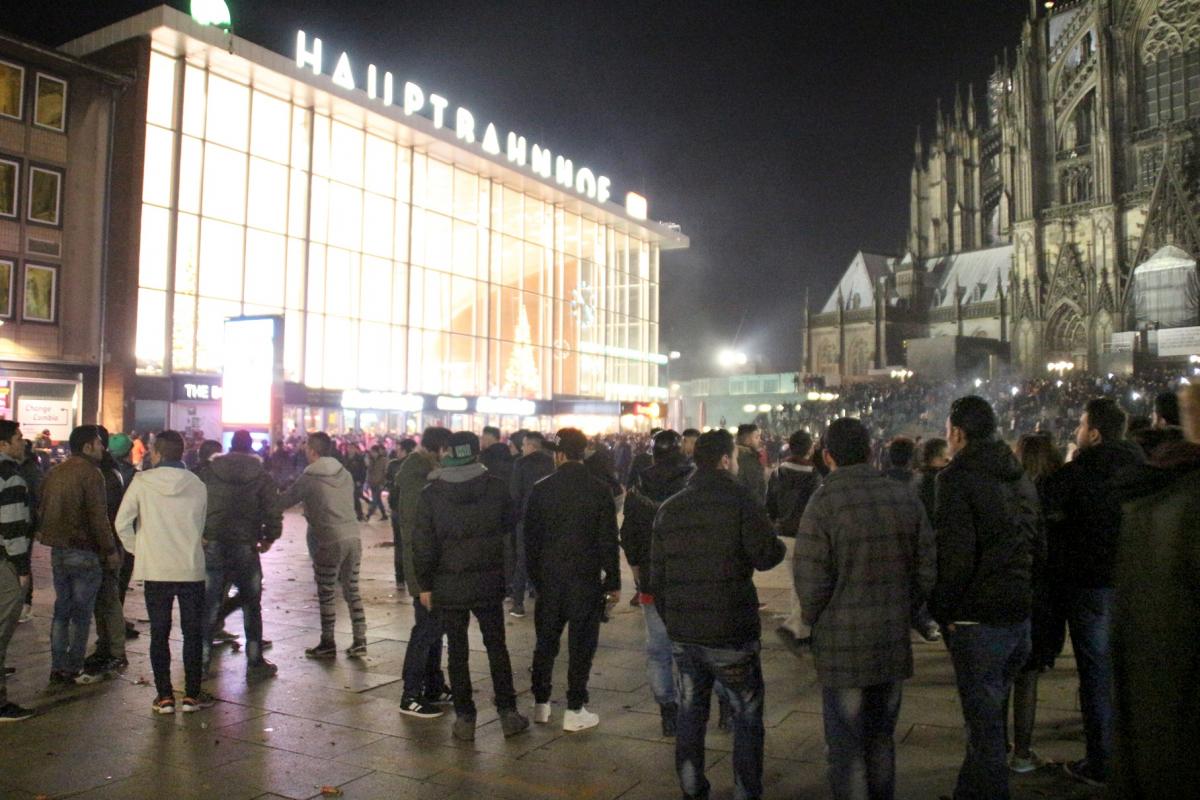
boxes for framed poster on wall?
[23,262,57,323]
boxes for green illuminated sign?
[191,0,232,29]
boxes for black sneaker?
[305,641,337,659]
[3,667,14,677]
[1064,759,1106,787]
[422,686,453,705]
[246,659,278,681]
[0,702,34,722]
[509,604,526,618]
[125,622,140,640]
[660,702,678,737]
[398,694,444,718]
[345,641,368,658]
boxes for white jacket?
[115,465,207,582]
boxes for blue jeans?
[674,640,765,800]
[945,621,1031,800]
[401,597,446,696]
[1065,588,1113,776]
[50,547,103,674]
[822,682,902,800]
[202,542,265,666]
[643,601,677,705]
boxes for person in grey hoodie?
[200,430,282,680]
[276,431,367,659]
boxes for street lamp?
[1046,360,1075,377]
[889,368,913,381]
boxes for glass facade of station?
[134,49,666,409]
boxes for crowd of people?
[0,374,1196,800]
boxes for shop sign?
[341,390,425,412]
[1109,332,1136,354]
[475,396,536,417]
[435,395,469,412]
[17,397,74,442]
[173,375,224,402]
[296,31,635,213]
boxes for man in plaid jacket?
[796,417,936,800]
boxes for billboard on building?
[221,316,283,432]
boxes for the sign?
[1109,331,1136,354]
[341,390,425,412]
[172,375,223,402]
[1156,326,1200,357]
[435,395,469,412]
[475,396,536,417]
[221,317,280,428]
[296,30,645,216]
[622,401,661,419]
[17,397,74,443]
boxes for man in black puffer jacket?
[199,430,282,680]
[619,429,693,735]
[1043,397,1143,788]
[650,429,785,800]
[525,428,621,733]
[508,432,555,617]
[932,396,1040,800]
[412,431,528,743]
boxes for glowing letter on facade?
[598,176,612,205]
[574,167,597,199]
[482,123,501,155]
[555,156,574,189]
[368,65,394,104]
[296,30,321,75]
[429,94,448,128]
[455,107,476,143]
[506,133,527,166]
[403,81,424,116]
[530,144,552,179]
[332,52,355,90]
[625,191,647,220]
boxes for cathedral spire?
[914,126,924,161]
[954,83,964,126]
[936,98,944,137]
[966,83,977,130]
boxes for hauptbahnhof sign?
[295,31,647,218]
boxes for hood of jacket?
[638,457,695,502]
[951,438,1025,484]
[303,456,350,486]
[426,462,492,502]
[1113,440,1200,502]
[137,465,203,496]
[779,460,814,474]
[208,451,266,483]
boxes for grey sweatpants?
[0,559,24,705]
[308,537,367,643]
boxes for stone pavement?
[1,512,1105,800]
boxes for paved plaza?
[1,512,1104,799]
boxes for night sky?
[8,0,1028,379]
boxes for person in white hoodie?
[115,430,210,715]
[276,432,367,659]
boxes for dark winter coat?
[766,461,820,537]
[480,442,515,486]
[1043,439,1144,589]
[524,462,621,593]
[930,438,1040,626]
[412,463,512,610]
[620,456,693,569]
[736,445,766,506]
[1111,442,1200,799]
[346,452,368,484]
[394,450,438,594]
[510,449,555,523]
[650,469,786,646]
[200,451,282,545]
[627,450,654,491]
[912,467,941,519]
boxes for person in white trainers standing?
[114,430,210,715]
[524,428,621,732]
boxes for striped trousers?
[309,537,367,642]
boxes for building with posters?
[60,5,685,438]
[0,32,128,442]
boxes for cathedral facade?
[806,0,1200,380]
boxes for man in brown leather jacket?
[37,425,121,687]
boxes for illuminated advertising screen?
[221,316,280,429]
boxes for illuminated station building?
[49,5,686,438]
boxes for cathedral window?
[1144,47,1200,126]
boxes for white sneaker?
[532,702,551,724]
[18,605,32,624]
[562,707,599,732]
